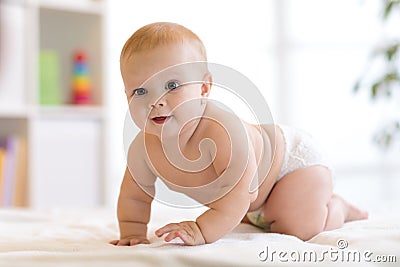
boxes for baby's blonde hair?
[120,22,207,61]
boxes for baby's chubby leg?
[262,166,368,241]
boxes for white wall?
[104,0,400,208]
[282,0,400,170]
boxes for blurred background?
[0,0,399,214]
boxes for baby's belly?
[156,123,285,209]
[161,163,260,206]
[159,165,227,205]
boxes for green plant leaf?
[383,0,400,20]
[369,72,399,99]
[385,44,399,61]
[371,81,380,98]
[384,1,394,19]
[383,72,400,83]
[357,0,400,150]
[374,120,400,149]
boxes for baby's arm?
[110,134,156,246]
[110,167,154,245]
[197,179,253,243]
[155,157,256,244]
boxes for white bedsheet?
[0,201,399,267]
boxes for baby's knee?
[292,223,324,241]
[282,223,323,241]
[272,217,325,241]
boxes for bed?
[0,200,399,267]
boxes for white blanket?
[0,202,399,267]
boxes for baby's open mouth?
[151,116,171,124]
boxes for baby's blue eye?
[165,80,180,91]
[133,88,147,96]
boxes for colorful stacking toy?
[72,51,92,104]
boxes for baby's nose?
[149,95,167,108]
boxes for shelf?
[0,105,105,119]
[0,109,29,119]
[0,117,28,137]
[1,0,107,208]
[37,0,105,15]
[39,7,103,106]
[35,105,105,119]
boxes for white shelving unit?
[0,0,107,208]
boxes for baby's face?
[121,43,210,137]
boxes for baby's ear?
[201,72,212,97]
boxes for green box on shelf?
[39,50,62,105]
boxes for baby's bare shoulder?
[128,131,146,156]
[202,103,249,139]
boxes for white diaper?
[277,124,331,181]
[246,125,332,229]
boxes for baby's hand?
[109,236,150,246]
[155,221,206,246]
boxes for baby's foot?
[334,194,369,222]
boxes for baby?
[110,22,368,246]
